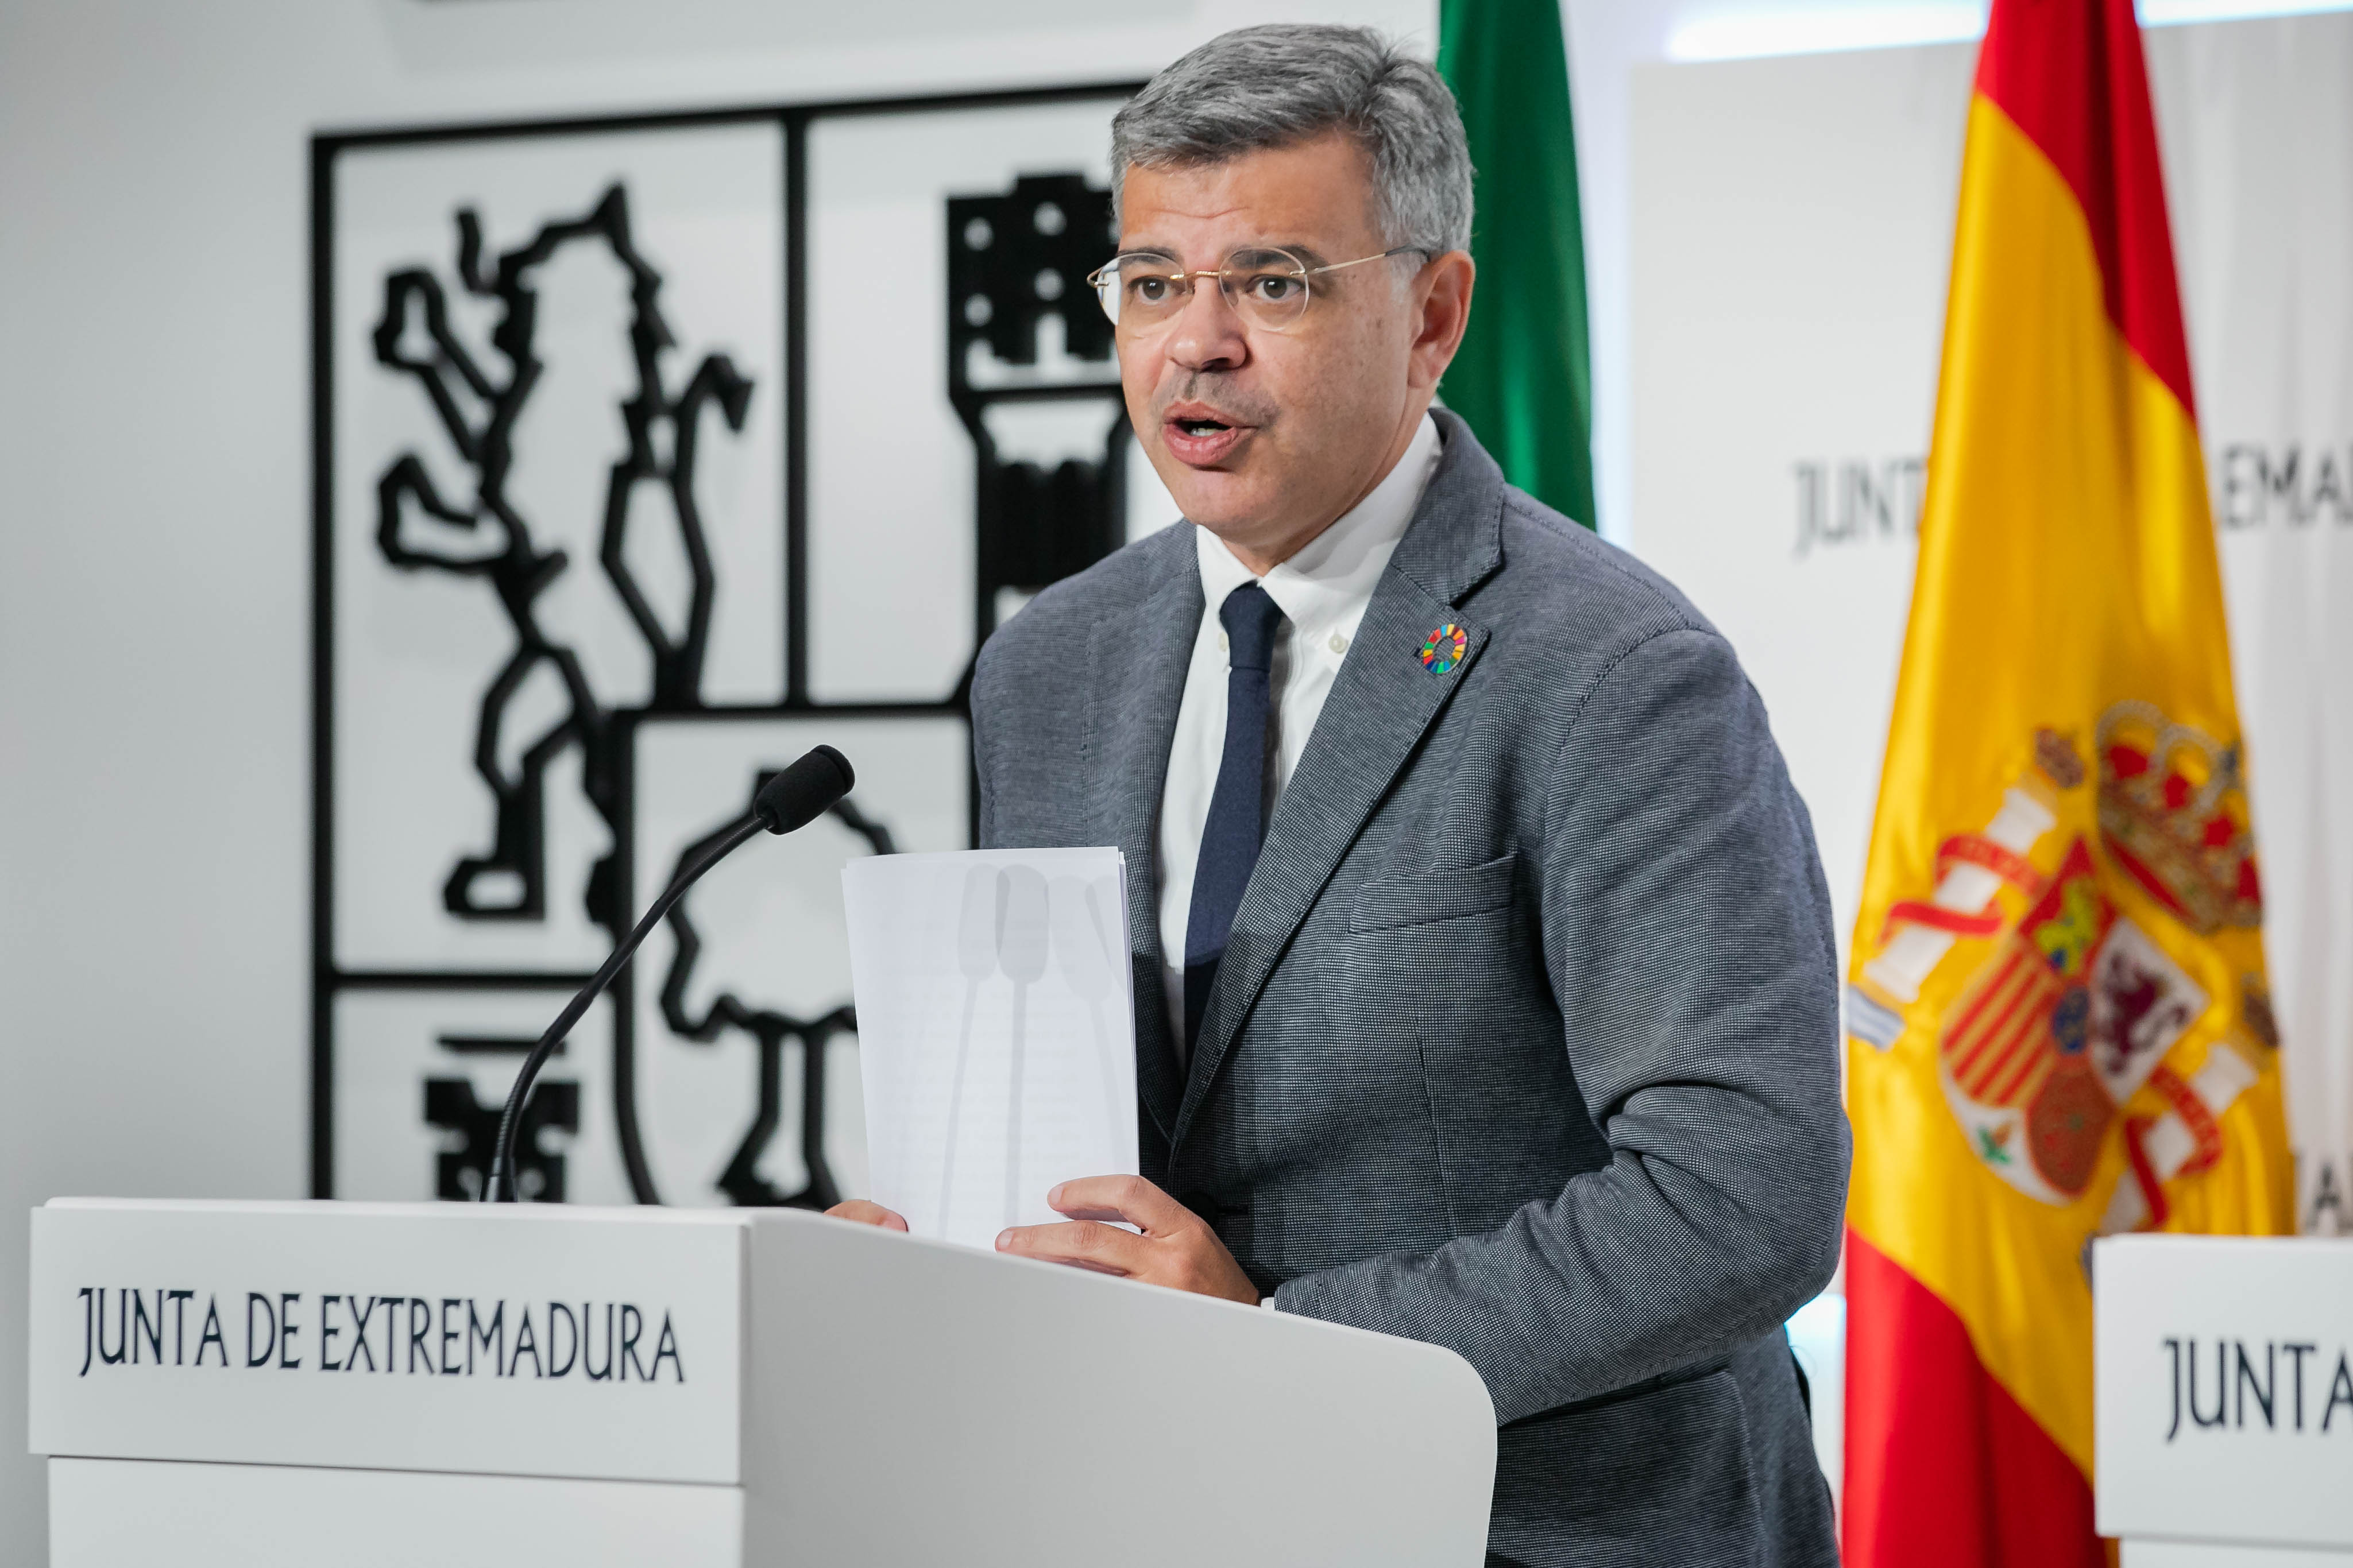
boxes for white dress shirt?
[1156,412,1443,1059]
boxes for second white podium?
[2096,1234,2353,1565]
[29,1198,1497,1567]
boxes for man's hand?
[996,1175,1260,1305]
[825,1199,907,1231]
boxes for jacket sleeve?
[1269,626,1851,1425]
[969,642,1000,850]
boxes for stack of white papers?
[843,847,1138,1248]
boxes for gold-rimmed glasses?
[1085,245,1426,334]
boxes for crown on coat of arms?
[2095,702,2262,936]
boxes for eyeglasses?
[1085,245,1427,334]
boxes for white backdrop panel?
[1632,16,2353,1233]
[1632,42,1970,964]
[2152,20,2353,1240]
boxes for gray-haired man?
[832,25,1847,1565]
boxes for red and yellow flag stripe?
[1842,1,2296,1562]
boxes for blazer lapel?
[1174,413,1508,1145]
[1088,531,1202,1144]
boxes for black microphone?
[480,744,856,1202]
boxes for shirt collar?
[1193,411,1442,646]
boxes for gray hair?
[1110,24,1474,256]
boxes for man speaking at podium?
[834,25,1846,1565]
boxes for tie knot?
[1219,582,1285,672]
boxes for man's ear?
[1408,250,1475,392]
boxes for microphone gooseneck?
[480,745,856,1202]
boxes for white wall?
[0,2,1447,1555]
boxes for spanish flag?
[1841,0,2298,1561]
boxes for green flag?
[1438,0,1598,529]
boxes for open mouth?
[1162,405,1254,466]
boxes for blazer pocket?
[1490,1368,1762,1566]
[1349,850,1519,933]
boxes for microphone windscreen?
[753,745,856,834]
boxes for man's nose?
[1161,277,1249,373]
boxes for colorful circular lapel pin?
[1418,623,1468,674]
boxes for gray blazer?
[969,413,1848,1567]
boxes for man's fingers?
[997,1218,1150,1275]
[1045,1174,1195,1237]
[999,1191,1259,1305]
[825,1199,909,1232]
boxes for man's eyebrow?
[1106,242,1342,267]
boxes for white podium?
[2095,1236,2353,1566]
[29,1199,1497,1566]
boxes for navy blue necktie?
[1184,582,1287,1059]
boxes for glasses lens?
[1097,258,1186,328]
[1220,249,1311,330]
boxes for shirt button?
[1218,630,1229,653]
[1328,631,1349,655]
